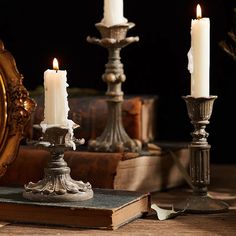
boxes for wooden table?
[0,164,235,235]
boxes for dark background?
[0,0,235,163]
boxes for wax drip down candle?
[42,58,70,125]
[40,58,80,150]
[188,4,210,98]
[101,0,128,27]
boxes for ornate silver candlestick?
[86,22,141,153]
[23,124,93,202]
[175,95,228,213]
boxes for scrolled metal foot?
[23,126,93,202]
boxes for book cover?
[0,186,150,230]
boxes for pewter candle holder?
[23,125,93,202]
[175,95,228,213]
[86,22,141,153]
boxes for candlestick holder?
[86,22,141,152]
[175,95,228,213]
[23,124,94,202]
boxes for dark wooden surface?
[0,164,235,235]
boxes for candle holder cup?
[86,22,142,153]
[23,124,94,202]
[175,95,229,213]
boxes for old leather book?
[25,94,158,144]
[0,143,190,193]
[0,186,150,230]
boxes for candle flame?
[196,4,202,19]
[53,58,59,70]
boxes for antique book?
[0,186,150,230]
[0,143,190,193]
[25,94,158,144]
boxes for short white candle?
[188,4,210,97]
[101,0,128,27]
[42,58,70,125]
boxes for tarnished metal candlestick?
[86,22,141,153]
[176,95,228,213]
[23,125,94,202]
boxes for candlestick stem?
[175,96,228,213]
[86,22,141,152]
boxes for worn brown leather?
[28,95,145,143]
[0,146,129,188]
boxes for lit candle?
[101,0,128,27]
[188,4,210,97]
[42,58,70,125]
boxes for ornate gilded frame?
[0,40,36,177]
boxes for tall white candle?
[42,58,70,125]
[101,0,127,27]
[188,4,210,97]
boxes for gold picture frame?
[0,40,36,177]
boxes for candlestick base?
[87,102,142,152]
[23,126,93,202]
[174,195,229,214]
[88,101,142,152]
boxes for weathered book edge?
[0,187,150,230]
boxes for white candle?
[101,0,128,27]
[188,4,210,97]
[42,58,70,125]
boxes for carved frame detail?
[0,40,36,177]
